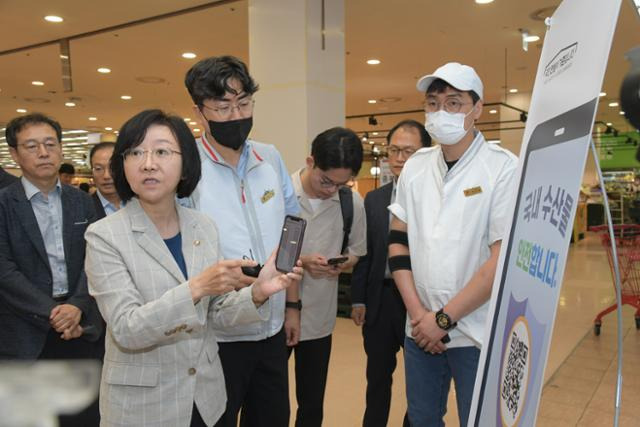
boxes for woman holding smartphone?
[85,109,302,427]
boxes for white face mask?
[424,108,474,146]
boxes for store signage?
[468,0,622,426]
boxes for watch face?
[436,312,450,330]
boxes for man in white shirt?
[388,62,518,426]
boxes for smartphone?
[327,256,348,266]
[275,215,307,273]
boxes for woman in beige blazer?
[85,110,302,427]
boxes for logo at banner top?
[543,42,578,82]
[499,316,532,427]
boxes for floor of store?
[288,232,640,426]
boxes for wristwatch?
[286,300,302,310]
[435,308,457,331]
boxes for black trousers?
[362,282,410,427]
[39,328,102,427]
[288,334,332,427]
[214,328,289,427]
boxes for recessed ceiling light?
[114,131,119,135]
[606,122,613,126]
[44,15,64,23]
[105,127,113,131]
[475,0,494,3]
[65,102,76,107]
[599,92,607,97]
[372,132,379,136]
[16,108,27,113]
[31,81,45,86]
[609,102,619,107]
[120,95,132,100]
[523,35,540,42]
[509,88,518,93]
[97,67,111,74]
[620,111,625,115]
[182,52,197,59]
[89,117,97,121]
[366,59,381,65]
[193,128,201,132]
[368,99,377,104]
[189,121,197,125]
[183,118,191,122]
[489,109,497,114]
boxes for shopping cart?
[590,224,640,336]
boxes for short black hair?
[79,182,90,193]
[89,142,116,167]
[185,55,259,106]
[111,109,201,202]
[427,78,480,105]
[59,163,75,175]
[311,127,363,175]
[387,119,431,147]
[5,113,62,148]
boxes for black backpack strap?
[338,187,354,255]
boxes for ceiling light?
[523,34,540,43]
[475,0,494,3]
[606,122,613,126]
[182,52,197,59]
[97,67,111,74]
[366,59,381,65]
[89,117,97,121]
[620,111,625,115]
[16,108,27,113]
[189,121,197,125]
[120,95,132,100]
[372,132,379,136]
[487,140,501,144]
[31,81,45,86]
[368,99,377,104]
[193,128,200,132]
[44,15,63,23]
[609,102,619,107]
[105,127,112,131]
[183,118,191,122]
[65,102,76,107]
[489,109,497,114]
[370,166,381,176]
[509,88,518,93]
[599,92,607,97]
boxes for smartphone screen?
[474,97,598,425]
[275,215,307,273]
[327,256,348,265]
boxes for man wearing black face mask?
[185,55,301,427]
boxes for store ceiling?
[0,0,639,169]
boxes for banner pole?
[589,137,623,426]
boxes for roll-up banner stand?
[469,1,622,426]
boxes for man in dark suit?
[0,113,103,425]
[351,120,431,427]
[88,142,121,219]
[0,166,18,189]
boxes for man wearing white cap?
[387,62,518,426]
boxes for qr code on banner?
[501,330,529,419]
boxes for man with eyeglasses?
[89,142,121,219]
[185,56,301,427]
[290,127,367,427]
[0,113,104,425]
[387,63,518,426]
[351,119,430,427]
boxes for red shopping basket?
[589,224,640,335]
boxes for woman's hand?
[251,251,304,306]
[189,259,258,302]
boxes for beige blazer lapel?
[128,198,186,284]
[178,204,210,319]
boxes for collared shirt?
[96,190,121,216]
[389,132,518,348]
[292,169,367,341]
[21,177,68,297]
[190,136,300,342]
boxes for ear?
[472,100,483,121]
[9,147,19,164]
[305,156,315,169]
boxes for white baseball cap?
[416,62,483,100]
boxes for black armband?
[388,255,412,272]
[388,230,409,247]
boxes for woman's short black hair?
[427,78,480,105]
[5,113,62,148]
[111,109,201,202]
[386,119,432,147]
[311,127,364,175]
[185,55,259,106]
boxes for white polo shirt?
[389,132,518,348]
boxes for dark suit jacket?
[351,182,396,325]
[0,168,18,190]
[0,180,104,359]
[92,191,107,220]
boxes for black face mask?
[207,117,253,151]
